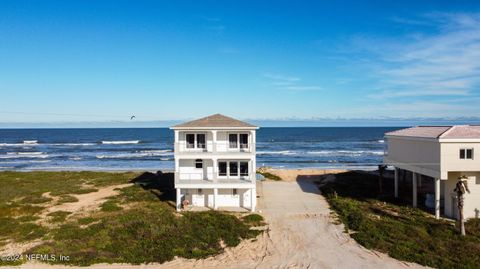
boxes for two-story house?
[170,114,258,212]
[384,125,480,219]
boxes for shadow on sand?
[130,171,176,206]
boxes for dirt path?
[15,180,428,269]
[43,184,132,216]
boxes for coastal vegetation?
[0,171,263,266]
[257,168,282,181]
[320,171,480,269]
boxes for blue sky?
[1,0,480,126]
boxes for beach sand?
[264,167,349,181]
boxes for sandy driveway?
[16,180,427,269]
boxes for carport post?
[412,173,417,208]
[435,178,440,219]
[394,167,399,198]
[176,188,181,212]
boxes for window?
[240,134,249,148]
[229,162,238,176]
[460,148,474,159]
[196,134,206,149]
[186,133,206,149]
[219,162,227,176]
[233,189,237,195]
[240,162,249,176]
[186,134,195,148]
[229,134,238,148]
[198,189,203,194]
[195,159,203,168]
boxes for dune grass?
[0,171,263,266]
[320,171,480,269]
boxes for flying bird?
[130,115,136,120]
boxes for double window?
[229,133,249,149]
[218,161,249,177]
[186,133,206,149]
[460,148,473,159]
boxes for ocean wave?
[138,149,172,153]
[96,151,173,159]
[101,140,140,145]
[0,141,39,147]
[307,150,384,156]
[257,150,296,155]
[0,152,50,159]
[378,139,385,143]
[69,157,83,160]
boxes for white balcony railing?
[175,172,253,183]
[174,141,255,154]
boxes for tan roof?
[386,125,480,139]
[172,114,257,128]
[385,126,451,138]
[441,125,480,139]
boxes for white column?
[176,188,181,212]
[435,178,440,219]
[394,167,399,198]
[213,188,218,210]
[212,130,217,153]
[175,158,179,173]
[412,173,417,208]
[250,188,255,212]
[212,158,217,182]
[251,130,256,153]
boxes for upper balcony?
[174,141,256,154]
[174,131,256,155]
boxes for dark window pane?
[197,134,206,148]
[195,159,203,168]
[229,134,238,148]
[240,134,249,148]
[240,162,249,176]
[467,149,473,159]
[230,162,238,176]
[219,162,227,176]
[460,149,465,159]
[186,134,195,148]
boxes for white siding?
[445,172,480,219]
[385,136,441,178]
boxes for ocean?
[0,127,400,171]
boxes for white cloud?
[356,13,480,99]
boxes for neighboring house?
[170,114,258,212]
[384,125,480,219]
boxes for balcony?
[174,141,255,154]
[175,171,253,184]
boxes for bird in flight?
[130,115,136,120]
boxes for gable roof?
[171,114,257,129]
[385,125,480,139]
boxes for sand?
[265,167,349,181]
[11,172,428,269]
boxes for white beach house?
[384,125,480,219]
[170,114,258,212]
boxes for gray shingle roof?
[172,114,257,128]
[386,125,480,139]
